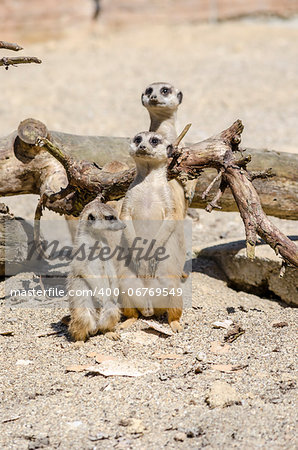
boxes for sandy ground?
[0,19,297,450]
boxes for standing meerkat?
[119,132,185,332]
[142,81,198,209]
[68,198,126,341]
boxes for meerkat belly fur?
[68,199,125,341]
[142,81,198,210]
[119,132,184,332]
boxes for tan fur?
[118,132,184,332]
[65,161,130,242]
[68,198,125,341]
[142,81,197,208]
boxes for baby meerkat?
[68,198,126,341]
[119,132,185,332]
[142,81,197,208]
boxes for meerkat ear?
[166,144,174,158]
[141,93,145,105]
[177,91,183,104]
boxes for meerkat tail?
[97,302,121,332]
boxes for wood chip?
[85,360,160,377]
[141,320,174,336]
[210,341,231,355]
[212,320,233,329]
[65,365,91,373]
[211,364,247,373]
[0,330,14,336]
[2,415,20,424]
[224,324,245,343]
[272,322,288,328]
[153,353,182,360]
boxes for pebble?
[206,381,242,409]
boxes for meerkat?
[118,132,185,332]
[68,198,126,341]
[142,81,198,211]
[65,160,130,241]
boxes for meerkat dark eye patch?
[160,87,172,96]
[105,215,116,221]
[150,137,161,147]
[133,135,143,145]
[88,213,96,221]
[145,87,153,96]
[166,144,174,157]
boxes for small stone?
[16,359,32,366]
[196,352,207,362]
[119,418,146,434]
[186,427,204,438]
[174,432,187,442]
[89,432,109,441]
[206,381,242,409]
[73,341,85,348]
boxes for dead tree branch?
[0,40,41,69]
[0,56,42,69]
[0,41,23,51]
[0,118,297,267]
[175,121,298,267]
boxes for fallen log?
[0,118,297,268]
[0,119,297,219]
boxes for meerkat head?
[141,82,183,114]
[80,199,126,235]
[130,132,172,163]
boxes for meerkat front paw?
[104,331,120,341]
[169,320,183,333]
[118,317,138,330]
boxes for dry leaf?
[65,364,91,373]
[210,341,230,355]
[0,330,14,336]
[141,320,174,336]
[272,322,288,328]
[95,354,116,363]
[224,325,245,343]
[212,320,233,329]
[212,364,247,373]
[153,353,182,360]
[85,360,160,377]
